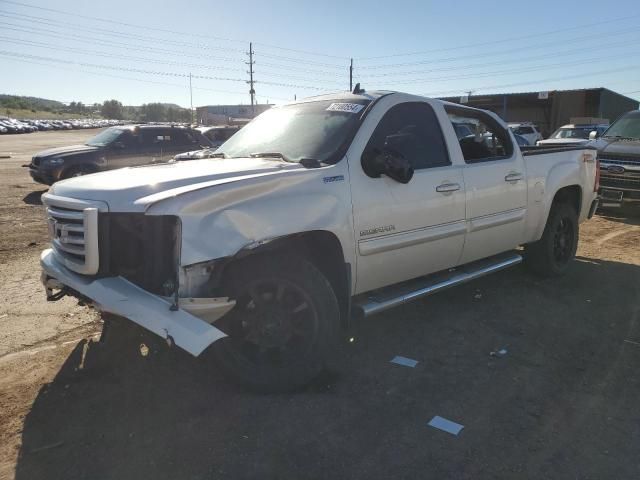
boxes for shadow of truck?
[14,257,640,480]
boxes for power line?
[0,36,246,74]
[366,49,640,87]
[0,36,345,86]
[0,50,331,91]
[0,15,348,71]
[356,38,639,80]
[0,54,290,102]
[356,12,640,60]
[357,26,640,70]
[0,22,344,82]
[422,65,640,97]
[0,11,247,54]
[0,0,347,61]
[0,50,246,81]
[0,22,244,64]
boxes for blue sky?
[1,0,639,107]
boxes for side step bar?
[353,251,522,317]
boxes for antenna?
[352,83,364,94]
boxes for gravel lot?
[0,130,639,480]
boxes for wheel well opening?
[553,185,581,214]
[222,231,351,329]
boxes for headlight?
[45,157,65,165]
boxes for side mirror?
[112,141,125,149]
[362,147,414,184]
[589,131,598,140]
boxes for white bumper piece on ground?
[40,249,226,356]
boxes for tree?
[101,99,124,119]
[139,103,166,122]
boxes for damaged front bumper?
[40,248,227,356]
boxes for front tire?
[524,202,579,277]
[212,254,340,393]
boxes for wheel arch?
[552,184,582,214]
[220,230,352,330]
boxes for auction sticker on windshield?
[326,103,365,114]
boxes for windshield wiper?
[249,152,295,163]
[207,152,227,158]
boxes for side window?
[118,130,137,147]
[169,130,198,146]
[363,102,450,171]
[445,107,514,163]
[141,129,165,147]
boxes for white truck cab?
[41,89,599,391]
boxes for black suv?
[27,124,213,185]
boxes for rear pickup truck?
[587,110,640,207]
[40,89,599,392]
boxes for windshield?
[602,113,640,139]
[552,127,591,139]
[217,99,371,163]
[86,127,125,147]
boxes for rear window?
[511,126,534,135]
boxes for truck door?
[444,106,527,264]
[105,129,147,170]
[349,99,467,294]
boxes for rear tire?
[212,254,340,393]
[524,202,578,277]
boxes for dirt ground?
[0,130,639,480]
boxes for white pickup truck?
[40,89,600,391]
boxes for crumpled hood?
[35,144,100,158]
[50,157,304,211]
[590,138,640,158]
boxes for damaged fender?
[143,162,356,277]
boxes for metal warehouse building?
[439,88,639,137]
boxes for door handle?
[505,173,523,183]
[436,183,461,193]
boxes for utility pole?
[246,42,256,113]
[189,73,194,124]
[349,58,353,91]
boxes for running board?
[353,251,522,317]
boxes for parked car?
[508,122,542,145]
[26,124,213,185]
[537,124,608,147]
[40,91,599,392]
[196,125,242,148]
[587,110,640,207]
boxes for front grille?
[600,175,640,192]
[99,213,179,295]
[43,195,102,275]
